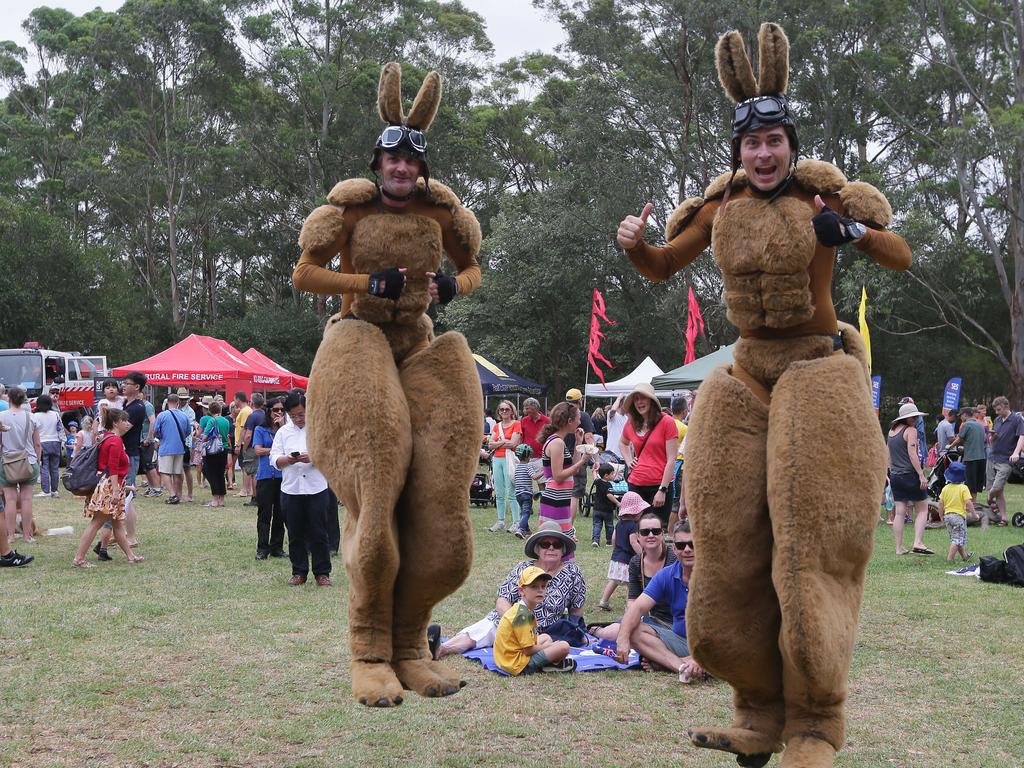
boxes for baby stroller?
[927,445,963,501]
[470,471,495,507]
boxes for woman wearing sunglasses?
[429,521,585,661]
[486,400,522,533]
[591,509,676,641]
[252,398,287,560]
[616,23,912,768]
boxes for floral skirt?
[85,475,126,520]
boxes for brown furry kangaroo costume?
[294,63,483,707]
[624,25,912,767]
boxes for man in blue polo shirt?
[615,520,705,682]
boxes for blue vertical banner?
[942,377,962,413]
[870,376,882,413]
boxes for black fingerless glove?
[433,271,458,304]
[812,205,857,246]
[368,267,404,300]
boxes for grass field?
[1,482,1022,768]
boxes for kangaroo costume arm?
[294,201,368,296]
[841,182,912,270]
[625,199,716,282]
[427,181,483,296]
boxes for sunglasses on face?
[536,540,563,550]
[378,125,427,152]
[674,540,695,551]
[271,407,285,413]
[498,407,510,412]
[733,94,790,134]
[639,527,662,537]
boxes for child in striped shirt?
[511,444,543,538]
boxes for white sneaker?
[488,521,505,532]
[34,492,49,498]
[51,492,59,498]
[507,526,520,536]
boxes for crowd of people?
[427,384,1023,678]
[1,375,1021,680]
[0,377,341,582]
[886,394,1024,560]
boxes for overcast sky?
[0,0,566,63]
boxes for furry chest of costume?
[711,195,818,331]
[349,212,443,325]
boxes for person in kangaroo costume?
[617,24,912,768]
[294,63,483,707]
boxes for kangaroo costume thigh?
[390,331,482,697]
[685,366,786,760]
[766,340,886,759]
[307,317,412,707]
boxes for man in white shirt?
[270,392,332,586]
[605,394,627,461]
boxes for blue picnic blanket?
[461,637,640,676]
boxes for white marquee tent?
[584,356,679,399]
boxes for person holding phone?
[270,392,331,587]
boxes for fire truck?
[0,343,109,415]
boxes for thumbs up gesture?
[616,203,653,250]
[812,194,861,246]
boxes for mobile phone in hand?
[290,451,300,457]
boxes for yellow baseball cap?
[519,565,552,588]
[565,388,583,402]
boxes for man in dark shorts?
[987,396,1024,525]
[563,388,594,517]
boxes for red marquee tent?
[112,334,298,395]
[243,348,308,390]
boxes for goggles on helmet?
[376,125,427,154]
[732,94,793,137]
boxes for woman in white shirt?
[31,394,64,498]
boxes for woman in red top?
[618,383,679,527]
[72,408,145,567]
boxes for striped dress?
[539,434,576,560]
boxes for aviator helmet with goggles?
[371,124,430,192]
[730,93,799,172]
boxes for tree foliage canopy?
[1,0,1021,408]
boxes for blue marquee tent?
[473,354,548,398]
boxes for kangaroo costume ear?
[716,30,758,103]
[378,62,404,125]
[407,71,442,131]
[756,23,789,96]
[716,22,791,102]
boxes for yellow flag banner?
[858,287,871,373]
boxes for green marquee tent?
[650,344,735,391]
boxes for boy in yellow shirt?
[494,566,575,675]
[939,461,975,563]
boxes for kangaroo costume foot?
[351,661,404,708]
[392,659,465,698]
[687,726,781,766]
